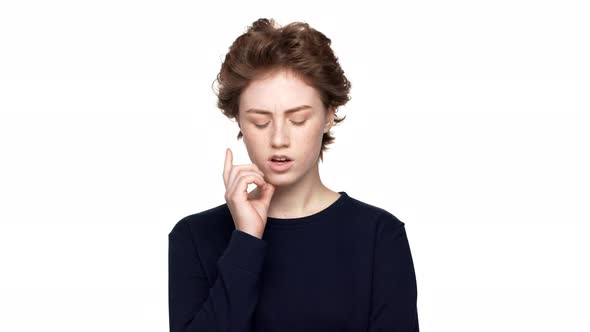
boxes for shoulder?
[169,202,234,243]
[344,192,405,230]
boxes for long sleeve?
[168,218,267,332]
[368,212,419,331]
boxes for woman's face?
[238,69,334,187]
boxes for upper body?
[168,191,419,331]
[169,17,420,331]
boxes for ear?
[323,106,336,133]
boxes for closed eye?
[254,120,306,128]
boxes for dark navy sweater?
[168,191,419,331]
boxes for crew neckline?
[265,191,348,227]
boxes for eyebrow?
[245,105,312,115]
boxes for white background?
[1,1,589,331]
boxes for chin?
[265,173,295,186]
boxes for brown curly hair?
[212,18,351,162]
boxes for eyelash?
[255,120,306,128]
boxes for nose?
[270,121,290,148]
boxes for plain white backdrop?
[1,0,589,331]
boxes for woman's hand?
[223,148,275,239]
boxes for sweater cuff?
[219,229,267,277]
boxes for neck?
[251,161,335,218]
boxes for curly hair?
[212,18,351,162]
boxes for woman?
[169,18,419,331]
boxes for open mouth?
[268,158,294,172]
[271,158,291,163]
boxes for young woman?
[169,18,419,331]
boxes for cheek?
[243,130,267,153]
[242,127,260,143]
[297,126,324,153]
[301,129,323,146]
[308,122,325,142]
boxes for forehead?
[239,69,322,114]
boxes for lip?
[268,159,294,172]
[269,154,292,161]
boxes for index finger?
[223,148,233,187]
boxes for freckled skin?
[236,68,340,217]
[238,68,334,188]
